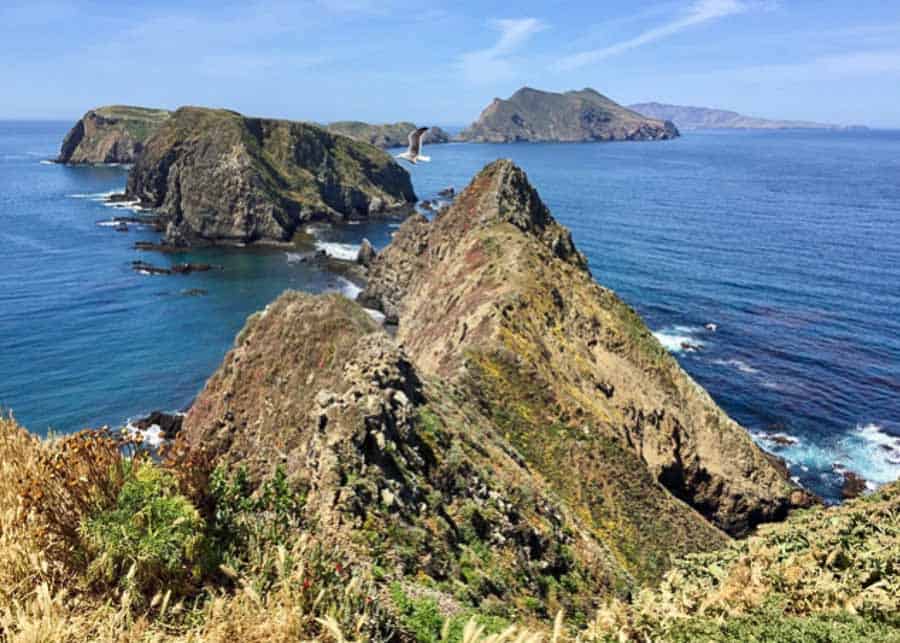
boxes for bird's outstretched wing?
[408,126,429,156]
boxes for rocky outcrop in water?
[125,107,416,246]
[57,106,171,164]
[326,121,450,148]
[458,87,678,143]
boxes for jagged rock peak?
[439,159,588,269]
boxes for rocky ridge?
[125,107,417,246]
[57,105,171,164]
[326,121,450,148]
[180,160,812,621]
[361,159,811,537]
[458,88,678,143]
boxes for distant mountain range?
[629,102,867,131]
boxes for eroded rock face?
[57,106,171,164]
[362,159,812,537]
[458,87,679,143]
[181,292,635,612]
[126,107,416,245]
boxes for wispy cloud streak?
[556,0,749,70]
[459,17,546,83]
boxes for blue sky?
[2,0,900,126]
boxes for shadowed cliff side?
[361,159,813,538]
[126,107,417,246]
[56,105,171,164]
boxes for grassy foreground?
[1,414,897,642]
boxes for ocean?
[1,120,898,502]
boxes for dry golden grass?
[4,412,896,642]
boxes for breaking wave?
[315,241,360,261]
[652,325,706,353]
[754,423,900,495]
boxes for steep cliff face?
[56,106,171,164]
[361,160,811,537]
[125,107,416,245]
[326,121,450,148]
[181,290,728,616]
[458,88,679,143]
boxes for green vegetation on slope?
[585,482,900,641]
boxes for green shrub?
[206,464,307,587]
[390,583,512,643]
[664,611,900,643]
[79,461,206,598]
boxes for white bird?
[396,127,431,164]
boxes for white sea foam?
[285,252,304,264]
[103,199,141,209]
[712,358,760,374]
[68,190,119,201]
[39,160,55,165]
[336,277,362,299]
[364,308,386,323]
[652,325,705,353]
[96,220,125,227]
[125,421,164,447]
[124,412,185,448]
[754,423,900,492]
[315,241,360,262]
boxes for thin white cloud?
[677,48,900,85]
[459,17,546,84]
[556,0,749,71]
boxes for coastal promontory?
[56,105,171,164]
[125,107,417,246]
[458,87,679,143]
[182,159,810,620]
[629,101,863,130]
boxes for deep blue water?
[1,121,898,502]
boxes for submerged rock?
[841,471,868,499]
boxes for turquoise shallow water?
[1,121,899,501]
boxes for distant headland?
[629,101,869,131]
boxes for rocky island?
[125,107,417,246]
[458,87,679,143]
[56,105,171,164]
[326,121,450,148]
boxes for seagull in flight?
[396,127,431,165]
